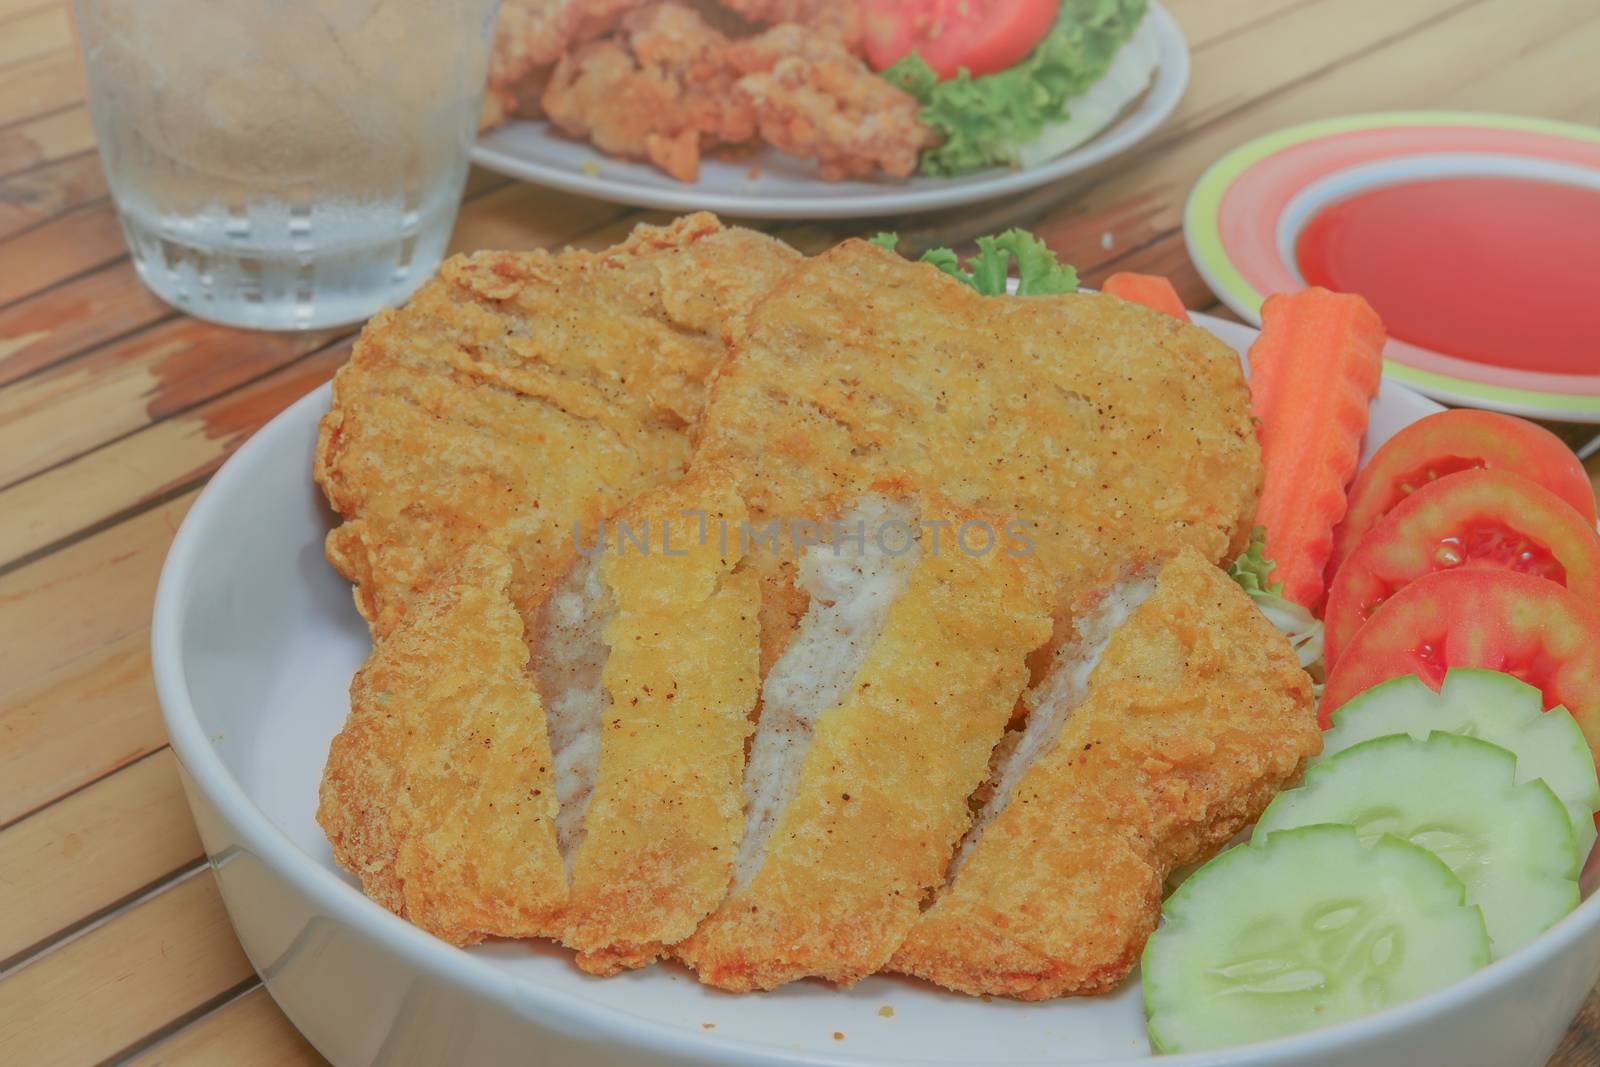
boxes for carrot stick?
[1247,288,1386,611]
[1102,272,1190,321]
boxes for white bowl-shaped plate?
[470,3,1189,220]
[154,312,1600,1067]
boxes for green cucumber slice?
[1256,733,1579,958]
[1323,669,1600,859]
[1143,824,1489,1054]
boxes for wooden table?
[1,0,1598,1062]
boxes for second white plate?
[470,2,1189,219]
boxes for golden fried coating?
[317,547,566,946]
[484,0,578,126]
[314,213,801,639]
[692,239,1262,631]
[562,469,761,974]
[715,0,861,46]
[728,25,933,180]
[889,549,1320,999]
[542,3,758,181]
[483,0,660,127]
[674,497,1054,992]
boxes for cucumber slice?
[1323,669,1600,858]
[1143,824,1488,1054]
[1256,733,1579,958]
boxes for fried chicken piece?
[484,0,578,127]
[542,3,757,181]
[715,0,861,47]
[538,468,762,975]
[691,239,1262,642]
[314,213,801,640]
[890,549,1320,999]
[674,493,1054,992]
[483,0,658,128]
[728,24,933,180]
[317,547,567,945]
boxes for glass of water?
[72,0,500,330]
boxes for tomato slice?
[862,0,1062,79]
[1320,570,1600,769]
[1324,469,1600,668]
[1328,410,1597,581]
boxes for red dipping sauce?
[1295,176,1600,375]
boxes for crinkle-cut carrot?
[1101,272,1190,321]
[1247,288,1386,611]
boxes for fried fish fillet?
[317,546,566,945]
[674,493,1054,991]
[543,468,762,975]
[315,213,801,639]
[691,240,1262,643]
[889,548,1320,999]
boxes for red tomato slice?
[862,0,1062,79]
[1324,469,1600,668]
[1320,570,1600,768]
[1328,410,1597,581]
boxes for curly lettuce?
[1230,526,1326,687]
[884,0,1149,176]
[870,230,1077,296]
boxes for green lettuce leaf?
[885,0,1149,177]
[868,230,1078,296]
[1229,527,1326,686]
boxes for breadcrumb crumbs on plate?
[833,1031,845,1041]
[747,166,762,180]
[878,1006,895,1018]
[582,160,600,176]
[702,1023,716,1030]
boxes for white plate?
[154,312,1600,1067]
[470,3,1189,220]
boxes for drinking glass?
[72,0,500,330]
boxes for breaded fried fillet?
[889,548,1320,999]
[691,239,1260,632]
[674,494,1054,991]
[550,468,762,975]
[317,547,566,945]
[314,213,801,639]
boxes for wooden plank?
[1159,0,1476,143]
[0,201,124,307]
[0,872,253,1067]
[1164,0,1320,48]
[0,105,93,178]
[0,317,345,488]
[1444,13,1600,116]
[444,181,632,254]
[1551,986,1600,1067]
[0,0,63,26]
[0,260,172,388]
[0,340,343,569]
[0,48,84,127]
[0,631,168,827]
[0,149,105,240]
[0,749,201,963]
[126,986,327,1067]
[0,4,72,70]
[0,487,189,699]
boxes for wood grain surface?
[0,1,1597,1063]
